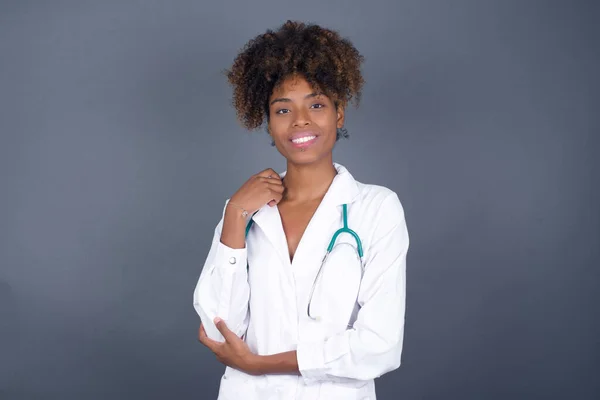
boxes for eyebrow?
[270,92,322,106]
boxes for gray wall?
[1,1,598,399]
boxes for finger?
[199,323,208,341]
[200,334,220,351]
[198,324,211,347]
[199,324,221,349]
[269,188,284,201]
[204,337,221,350]
[268,197,284,206]
[199,331,209,347]
[256,176,283,185]
[256,168,280,179]
[214,317,235,341]
[265,181,285,192]
[268,197,283,207]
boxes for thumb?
[214,317,233,340]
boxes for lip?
[289,131,319,149]
[289,131,319,141]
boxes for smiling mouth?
[291,135,317,144]
[290,135,318,149]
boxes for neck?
[282,157,337,203]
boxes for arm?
[254,351,300,375]
[253,192,409,381]
[193,200,251,342]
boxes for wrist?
[220,203,251,249]
[224,204,250,224]
[243,353,264,376]
[227,200,249,216]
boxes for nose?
[292,108,311,127]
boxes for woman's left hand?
[198,318,261,375]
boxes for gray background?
[1,0,598,399]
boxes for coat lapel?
[251,201,290,267]
[249,163,360,269]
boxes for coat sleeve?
[296,192,409,382]
[193,200,251,342]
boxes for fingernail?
[214,317,222,324]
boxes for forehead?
[270,75,321,98]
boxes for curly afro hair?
[226,20,365,140]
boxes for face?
[267,75,344,166]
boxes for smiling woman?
[193,20,409,400]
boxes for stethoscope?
[245,203,364,321]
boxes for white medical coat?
[193,163,409,400]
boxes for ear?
[336,104,345,129]
[265,121,271,136]
[265,123,276,146]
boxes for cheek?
[316,109,339,131]
[268,120,285,137]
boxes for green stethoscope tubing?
[328,204,363,257]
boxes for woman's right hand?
[229,168,285,215]
[220,169,284,249]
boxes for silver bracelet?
[227,201,249,218]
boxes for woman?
[194,20,409,400]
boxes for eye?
[311,103,325,109]
[275,108,290,114]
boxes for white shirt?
[193,163,409,400]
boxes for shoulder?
[346,176,410,256]
[347,179,409,256]
[354,181,406,223]
[336,162,407,226]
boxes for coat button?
[229,257,236,265]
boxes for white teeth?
[292,136,316,144]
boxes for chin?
[286,151,330,166]
[275,137,335,165]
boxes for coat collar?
[250,163,360,266]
